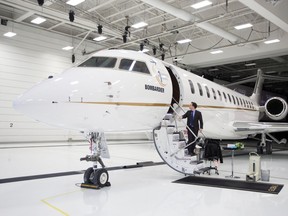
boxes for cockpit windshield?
[78,57,117,68]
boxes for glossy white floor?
[0,142,288,216]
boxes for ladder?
[152,103,204,175]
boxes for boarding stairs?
[153,104,205,175]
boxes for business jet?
[13,49,288,187]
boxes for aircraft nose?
[13,80,56,122]
[13,88,44,119]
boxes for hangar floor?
[0,141,288,216]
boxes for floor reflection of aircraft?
[13,49,288,187]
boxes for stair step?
[163,113,173,120]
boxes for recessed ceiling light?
[208,68,219,72]
[62,46,74,50]
[131,22,148,29]
[234,23,253,30]
[231,75,240,78]
[31,17,46,24]
[210,50,223,54]
[177,39,192,44]
[93,36,107,41]
[138,48,149,53]
[3,32,16,37]
[191,0,212,9]
[245,62,256,67]
[66,0,85,6]
[264,39,280,44]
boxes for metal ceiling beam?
[87,0,116,12]
[14,11,34,22]
[239,0,288,32]
[141,0,241,43]
[0,0,122,37]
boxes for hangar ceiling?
[0,0,288,94]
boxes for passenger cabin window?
[236,97,239,106]
[239,98,243,106]
[188,80,195,94]
[232,95,236,105]
[217,90,222,101]
[223,92,227,102]
[205,86,210,98]
[227,94,232,103]
[119,59,150,74]
[78,57,117,68]
[197,83,203,96]
[212,88,216,100]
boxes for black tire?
[265,142,273,155]
[84,167,95,184]
[94,169,109,187]
[256,142,263,154]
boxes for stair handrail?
[169,105,201,157]
[171,97,206,139]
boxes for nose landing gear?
[80,132,111,189]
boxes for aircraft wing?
[233,122,288,134]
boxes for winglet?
[250,69,264,105]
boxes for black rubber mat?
[173,176,284,194]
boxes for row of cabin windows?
[78,57,150,75]
[188,80,255,109]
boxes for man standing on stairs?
[181,102,203,156]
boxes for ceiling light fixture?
[152,46,157,55]
[97,25,103,34]
[177,39,192,44]
[69,10,75,22]
[93,36,107,41]
[37,0,44,6]
[66,0,85,6]
[31,17,46,24]
[264,39,280,44]
[3,32,16,37]
[1,19,8,26]
[131,22,148,29]
[62,46,74,50]
[234,23,253,30]
[191,0,212,9]
[210,50,223,54]
[122,34,127,43]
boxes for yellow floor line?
[41,189,81,216]
[41,199,69,216]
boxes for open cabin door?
[165,66,182,113]
[153,65,202,174]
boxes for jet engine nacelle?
[264,97,288,121]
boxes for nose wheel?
[80,132,111,189]
[84,167,111,187]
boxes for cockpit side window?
[119,59,133,70]
[119,59,150,74]
[78,57,117,68]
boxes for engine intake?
[264,97,288,120]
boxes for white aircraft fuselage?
[13,49,260,140]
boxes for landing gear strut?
[256,132,286,155]
[80,132,111,188]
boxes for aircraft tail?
[250,69,264,105]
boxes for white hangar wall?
[0,23,93,143]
